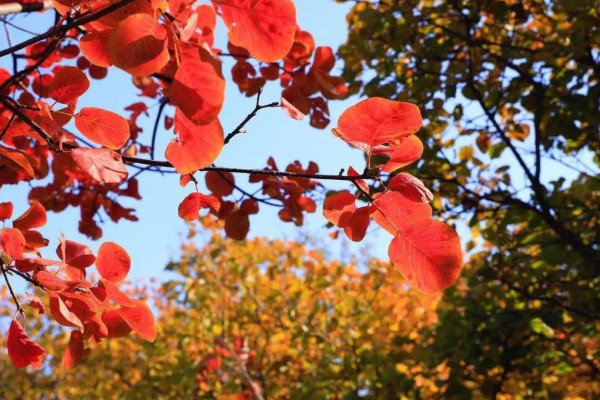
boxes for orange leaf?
[178,192,220,221]
[165,110,224,175]
[169,48,225,125]
[74,107,130,150]
[100,279,137,307]
[71,148,129,183]
[56,240,95,270]
[96,241,131,282]
[388,173,433,203]
[116,301,157,342]
[215,0,297,62]
[12,201,46,231]
[49,292,83,329]
[388,219,463,293]
[34,270,80,292]
[372,192,432,235]
[334,98,422,153]
[108,13,169,76]
[6,319,46,369]
[48,66,90,103]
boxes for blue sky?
[2,0,393,289]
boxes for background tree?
[1,219,597,399]
[337,0,600,397]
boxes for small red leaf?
[372,192,432,235]
[224,210,250,240]
[102,309,132,338]
[205,170,235,197]
[388,219,463,293]
[74,107,130,150]
[49,66,90,103]
[79,30,112,67]
[7,319,46,369]
[323,191,356,228]
[380,135,423,172]
[215,0,297,62]
[96,242,131,282]
[26,293,45,315]
[62,330,90,369]
[116,301,157,342]
[388,173,433,203]
[165,110,224,175]
[1,228,26,259]
[178,192,220,221]
[334,98,422,153]
[71,148,129,183]
[100,279,137,307]
[0,202,14,221]
[56,240,96,269]
[34,270,80,292]
[12,201,47,231]
[49,292,84,329]
[343,206,371,242]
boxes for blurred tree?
[1,219,598,399]
[337,0,600,398]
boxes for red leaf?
[169,48,225,125]
[96,241,131,282]
[6,319,46,369]
[26,293,45,315]
[388,173,433,203]
[372,192,432,235]
[79,30,113,67]
[102,309,132,338]
[14,257,61,273]
[0,201,13,221]
[100,279,137,307]
[63,330,90,369]
[388,219,463,293]
[205,170,235,197]
[165,110,224,175]
[240,198,259,215]
[224,210,250,240]
[323,191,356,227]
[49,292,84,329]
[71,148,129,183]
[1,228,26,259]
[281,95,306,121]
[343,206,371,242]
[12,201,46,231]
[215,0,297,62]
[116,301,157,342]
[297,196,316,213]
[48,66,90,103]
[334,98,422,153]
[108,13,169,76]
[380,135,423,172]
[34,270,80,292]
[347,166,369,194]
[56,240,96,269]
[74,107,130,150]
[178,192,220,221]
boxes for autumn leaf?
[6,319,46,369]
[388,219,463,293]
[108,13,169,76]
[74,107,130,150]
[388,173,433,203]
[333,98,422,153]
[96,242,131,282]
[12,201,47,231]
[214,0,297,62]
[371,192,432,236]
[178,192,220,221]
[1,228,26,259]
[165,110,224,175]
[323,191,356,227]
[71,148,129,183]
[116,301,157,342]
[79,30,113,67]
[48,66,90,103]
